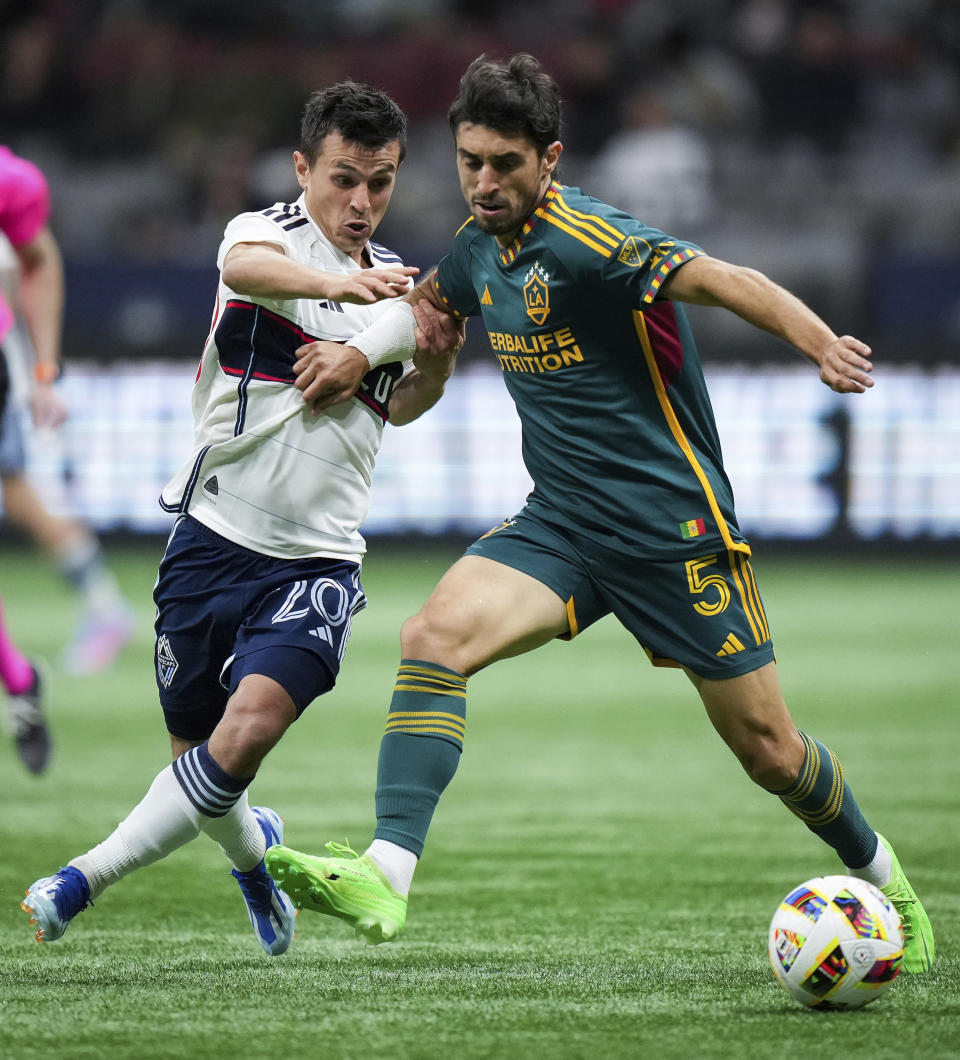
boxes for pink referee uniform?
[0,146,51,342]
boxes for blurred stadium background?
[0,0,958,550]
[2,8,958,1053]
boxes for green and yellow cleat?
[265,841,406,945]
[877,833,934,973]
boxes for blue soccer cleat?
[21,865,92,943]
[231,806,296,956]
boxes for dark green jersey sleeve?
[594,216,705,305]
[432,218,485,318]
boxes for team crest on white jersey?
[523,262,550,325]
[156,634,179,688]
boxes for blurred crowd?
[2,0,959,357]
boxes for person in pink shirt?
[0,146,134,691]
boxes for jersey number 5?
[685,555,731,616]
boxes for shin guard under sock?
[373,659,466,857]
[775,731,878,869]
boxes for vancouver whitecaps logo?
[156,634,179,689]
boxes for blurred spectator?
[745,5,863,154]
[0,0,957,361]
[585,86,715,231]
[0,146,135,674]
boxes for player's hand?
[818,336,874,394]
[294,340,369,412]
[29,382,68,429]
[411,300,465,385]
[322,266,420,305]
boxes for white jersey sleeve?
[217,210,294,267]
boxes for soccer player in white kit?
[22,81,463,955]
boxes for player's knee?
[739,738,802,791]
[401,609,443,658]
[219,693,290,761]
[400,607,469,671]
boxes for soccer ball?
[768,875,903,1010]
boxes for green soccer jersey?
[433,179,750,558]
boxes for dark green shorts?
[465,508,774,679]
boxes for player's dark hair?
[447,53,561,155]
[300,81,407,164]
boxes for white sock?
[366,838,418,897]
[70,764,205,899]
[846,834,892,889]
[198,792,265,873]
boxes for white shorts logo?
[156,634,179,689]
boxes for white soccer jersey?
[160,193,412,561]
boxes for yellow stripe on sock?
[395,676,466,693]
[393,682,467,699]
[385,721,466,741]
[398,664,467,686]
[387,710,465,733]
[780,738,845,826]
[791,750,845,826]
[782,732,819,802]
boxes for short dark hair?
[447,53,561,155]
[300,81,407,165]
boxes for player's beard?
[472,187,539,241]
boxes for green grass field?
[0,543,957,1059]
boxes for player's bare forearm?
[17,226,64,374]
[222,242,419,304]
[663,255,874,393]
[388,371,448,426]
[389,299,464,425]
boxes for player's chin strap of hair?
[346,301,417,370]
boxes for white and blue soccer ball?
[768,874,903,1010]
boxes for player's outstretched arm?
[222,241,419,305]
[662,255,874,394]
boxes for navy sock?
[172,741,251,818]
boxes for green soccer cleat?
[265,841,406,945]
[877,833,934,973]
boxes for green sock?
[775,731,878,868]
[373,659,467,857]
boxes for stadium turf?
[0,543,957,1059]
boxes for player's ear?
[293,151,311,189]
[542,141,562,178]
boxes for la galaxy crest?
[523,261,550,325]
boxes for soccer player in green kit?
[266,54,934,972]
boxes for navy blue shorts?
[154,516,367,740]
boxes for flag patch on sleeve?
[680,518,706,539]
